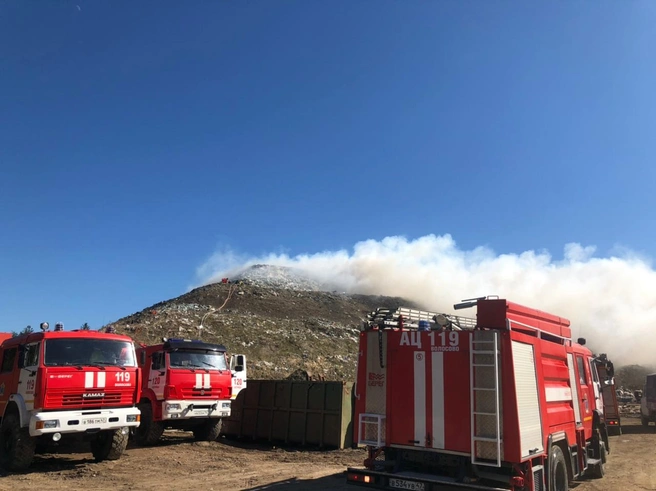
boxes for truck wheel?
[641,414,649,427]
[134,403,164,446]
[0,414,35,471]
[192,418,222,441]
[90,429,129,462]
[549,444,568,491]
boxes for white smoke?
[195,234,656,367]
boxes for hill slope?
[107,273,418,380]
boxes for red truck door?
[16,342,40,412]
[588,358,604,414]
[388,346,423,447]
[0,346,21,408]
[147,351,166,400]
[574,354,594,433]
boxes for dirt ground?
[1,416,655,491]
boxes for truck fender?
[2,394,30,428]
[139,388,158,405]
[139,389,160,419]
[546,432,574,483]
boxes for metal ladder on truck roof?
[366,307,476,330]
[470,330,502,467]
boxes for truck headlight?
[127,414,140,423]
[36,420,59,430]
[166,403,181,411]
[222,402,231,408]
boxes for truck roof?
[477,298,572,340]
[139,338,227,353]
[0,329,134,349]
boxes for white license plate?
[389,478,425,491]
[83,417,107,425]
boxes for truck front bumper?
[162,399,231,420]
[29,406,141,436]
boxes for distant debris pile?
[286,368,326,382]
[229,264,326,292]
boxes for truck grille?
[45,390,129,408]
[63,392,123,407]
[180,387,223,399]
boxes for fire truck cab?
[347,298,611,491]
[134,338,246,445]
[0,326,141,471]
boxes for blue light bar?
[164,338,203,343]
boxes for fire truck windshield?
[44,339,137,367]
[169,350,227,370]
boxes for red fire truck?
[134,337,245,445]
[0,325,141,471]
[347,298,611,491]
[593,354,621,435]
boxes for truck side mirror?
[17,347,25,369]
[140,351,146,366]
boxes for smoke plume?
[196,234,656,367]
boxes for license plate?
[389,478,425,491]
[83,417,107,425]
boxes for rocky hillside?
[106,266,419,381]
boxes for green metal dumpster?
[221,380,354,449]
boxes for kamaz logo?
[83,392,105,398]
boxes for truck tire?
[134,403,164,446]
[549,444,568,491]
[192,418,222,441]
[90,429,129,462]
[0,413,35,471]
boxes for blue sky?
[2,1,656,332]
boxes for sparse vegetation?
[12,325,33,338]
[106,279,418,381]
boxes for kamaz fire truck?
[347,297,611,491]
[0,324,141,471]
[134,337,246,445]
